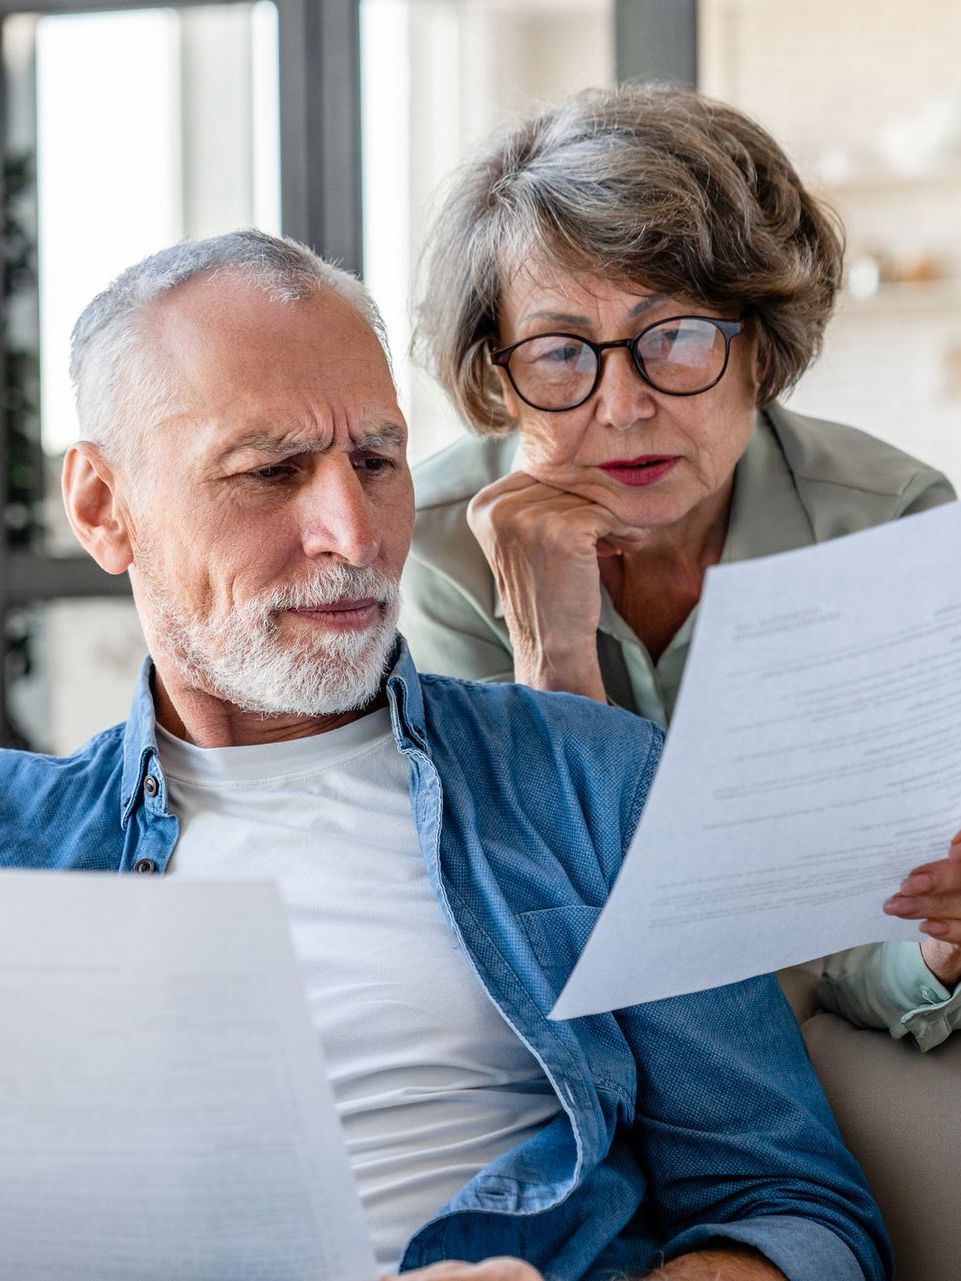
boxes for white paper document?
[554,501,961,1019]
[0,873,377,1281]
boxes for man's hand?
[884,828,961,986]
[386,1247,784,1281]
[466,470,646,700]
[382,1259,543,1281]
[647,1245,786,1279]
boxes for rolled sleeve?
[620,975,890,1281]
[664,1215,865,1281]
[819,942,961,1052]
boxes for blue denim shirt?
[0,642,889,1281]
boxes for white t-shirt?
[157,710,562,1268]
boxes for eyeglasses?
[490,315,743,413]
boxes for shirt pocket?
[515,904,603,989]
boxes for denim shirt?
[0,642,889,1281]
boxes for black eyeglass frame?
[489,315,744,412]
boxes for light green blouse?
[403,402,961,1051]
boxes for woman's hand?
[467,470,645,700]
[883,830,961,986]
[382,1259,543,1281]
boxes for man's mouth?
[598,456,679,487]
[284,598,381,630]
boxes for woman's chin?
[583,478,700,534]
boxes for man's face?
[123,275,414,717]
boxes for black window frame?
[0,0,363,744]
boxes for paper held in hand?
[0,873,378,1281]
[553,501,961,1020]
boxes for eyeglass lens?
[508,317,729,409]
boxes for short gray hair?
[416,84,844,431]
[70,229,391,463]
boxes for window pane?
[6,598,146,755]
[2,4,281,556]
[360,0,616,463]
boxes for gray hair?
[70,229,391,463]
[415,84,844,431]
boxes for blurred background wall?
[1,0,958,751]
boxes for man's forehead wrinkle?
[213,421,405,465]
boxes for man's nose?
[299,458,380,566]
[593,346,657,429]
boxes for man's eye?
[354,455,394,475]
[249,464,295,482]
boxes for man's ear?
[61,441,134,574]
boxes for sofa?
[778,964,961,1281]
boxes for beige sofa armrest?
[777,961,822,1024]
[802,1011,961,1281]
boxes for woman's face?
[494,260,761,534]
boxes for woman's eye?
[540,344,580,364]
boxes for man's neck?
[151,662,384,748]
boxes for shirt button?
[134,858,157,875]
[920,985,942,1004]
[143,775,159,797]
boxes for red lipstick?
[598,456,679,487]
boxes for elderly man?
[0,231,887,1281]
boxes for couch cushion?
[802,1011,961,1281]
[777,962,821,1023]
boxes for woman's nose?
[593,347,657,429]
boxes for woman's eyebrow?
[628,294,667,318]
[519,309,591,326]
[519,295,666,328]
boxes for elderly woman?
[402,85,961,1050]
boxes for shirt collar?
[119,638,427,825]
[386,636,430,752]
[120,656,163,827]
[721,409,815,564]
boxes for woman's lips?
[598,456,680,487]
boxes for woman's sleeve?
[400,549,516,682]
[897,467,956,515]
[818,944,961,1051]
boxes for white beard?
[141,563,401,717]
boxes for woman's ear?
[747,320,767,400]
[61,442,134,574]
[492,364,523,424]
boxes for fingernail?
[884,895,919,913]
[901,874,934,894]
